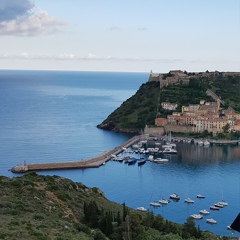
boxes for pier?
[11,135,142,173]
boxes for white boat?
[169,193,180,200]
[162,147,177,154]
[206,218,217,224]
[190,214,203,220]
[185,198,194,203]
[162,142,176,149]
[200,209,210,215]
[148,155,154,161]
[203,140,210,146]
[150,201,161,207]
[115,156,123,162]
[153,158,169,164]
[214,203,224,208]
[132,143,142,149]
[196,194,205,199]
[137,207,147,212]
[159,199,170,204]
[218,201,228,206]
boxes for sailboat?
[218,191,228,206]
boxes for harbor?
[11,135,142,173]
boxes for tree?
[223,123,230,133]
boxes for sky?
[0,0,239,73]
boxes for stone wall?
[164,124,194,133]
[144,126,164,136]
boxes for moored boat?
[153,158,169,164]
[138,158,146,166]
[148,155,154,161]
[137,207,147,212]
[200,209,210,215]
[218,201,228,206]
[162,147,177,154]
[128,157,137,165]
[206,218,217,224]
[190,214,203,219]
[159,199,170,204]
[169,193,180,200]
[214,203,224,208]
[150,201,161,207]
[197,194,205,199]
[210,206,220,210]
[185,198,194,203]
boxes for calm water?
[0,70,240,237]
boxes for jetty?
[11,135,143,173]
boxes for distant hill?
[0,173,221,239]
[97,72,240,133]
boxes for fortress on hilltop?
[148,70,240,89]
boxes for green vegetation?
[0,172,232,240]
[98,73,240,133]
[97,81,160,132]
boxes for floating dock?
[11,135,142,173]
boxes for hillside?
[97,73,240,133]
[0,173,222,240]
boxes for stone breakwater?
[11,136,141,173]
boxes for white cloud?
[0,1,64,36]
[59,53,76,60]
[20,52,29,58]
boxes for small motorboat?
[197,194,205,199]
[137,207,147,212]
[214,203,224,208]
[153,158,169,164]
[206,218,217,224]
[210,206,220,210]
[190,214,203,220]
[150,201,161,207]
[218,201,228,206]
[128,157,137,165]
[185,198,194,203]
[162,147,177,154]
[169,193,180,200]
[138,158,146,166]
[148,155,154,161]
[159,199,170,204]
[200,209,210,215]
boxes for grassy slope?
[0,173,122,240]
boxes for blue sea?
[0,70,240,237]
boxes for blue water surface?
[0,70,240,237]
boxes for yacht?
[169,193,180,200]
[159,199,170,204]
[199,209,210,215]
[162,147,177,154]
[210,206,220,210]
[148,155,154,161]
[196,194,205,199]
[206,218,217,224]
[137,207,147,212]
[153,158,169,164]
[190,214,203,220]
[150,201,161,207]
[185,198,194,203]
[218,201,228,206]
